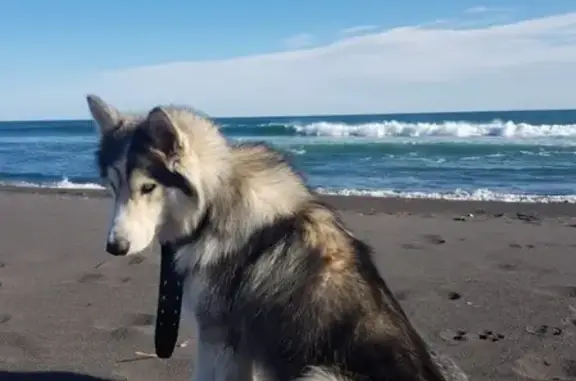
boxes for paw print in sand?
[439,328,505,344]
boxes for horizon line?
[1,106,575,124]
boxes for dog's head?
[87,95,228,256]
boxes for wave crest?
[291,119,576,138]
[316,187,576,203]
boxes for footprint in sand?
[439,329,505,344]
[422,234,446,245]
[496,262,519,271]
[516,212,541,224]
[513,354,576,381]
[77,272,106,284]
[108,327,145,342]
[439,329,470,344]
[446,291,462,301]
[476,329,506,342]
[104,325,156,344]
[401,243,423,250]
[128,255,146,265]
[124,313,155,327]
[75,272,132,286]
[525,324,564,338]
[96,313,157,344]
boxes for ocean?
[1,109,576,203]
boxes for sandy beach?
[0,188,575,381]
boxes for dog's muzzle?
[106,237,130,256]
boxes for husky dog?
[87,94,468,381]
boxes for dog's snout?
[106,238,130,256]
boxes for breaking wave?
[215,119,576,144]
[5,118,576,142]
[288,120,576,139]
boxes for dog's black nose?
[106,238,130,256]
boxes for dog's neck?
[168,205,212,246]
[168,147,314,272]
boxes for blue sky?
[1,1,576,120]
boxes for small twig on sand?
[116,351,158,363]
[135,351,158,358]
[116,341,190,363]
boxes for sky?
[1,1,576,120]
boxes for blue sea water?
[1,109,576,203]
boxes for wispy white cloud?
[282,33,315,49]
[3,12,576,119]
[465,5,513,14]
[465,6,490,14]
[431,15,510,30]
[439,5,513,29]
[339,25,379,36]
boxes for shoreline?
[2,184,576,218]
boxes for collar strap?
[154,207,212,358]
[154,243,184,358]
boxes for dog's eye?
[140,183,157,195]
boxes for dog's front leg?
[192,325,253,381]
[191,333,220,381]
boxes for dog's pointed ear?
[86,94,123,136]
[147,106,187,169]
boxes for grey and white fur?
[86,94,468,381]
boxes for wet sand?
[0,188,575,380]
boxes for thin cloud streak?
[339,25,379,36]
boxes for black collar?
[154,206,212,358]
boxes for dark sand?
[0,188,575,380]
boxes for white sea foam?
[316,187,576,204]
[0,177,105,190]
[291,119,576,140]
[2,178,575,204]
[286,148,306,155]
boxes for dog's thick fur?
[87,95,468,381]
